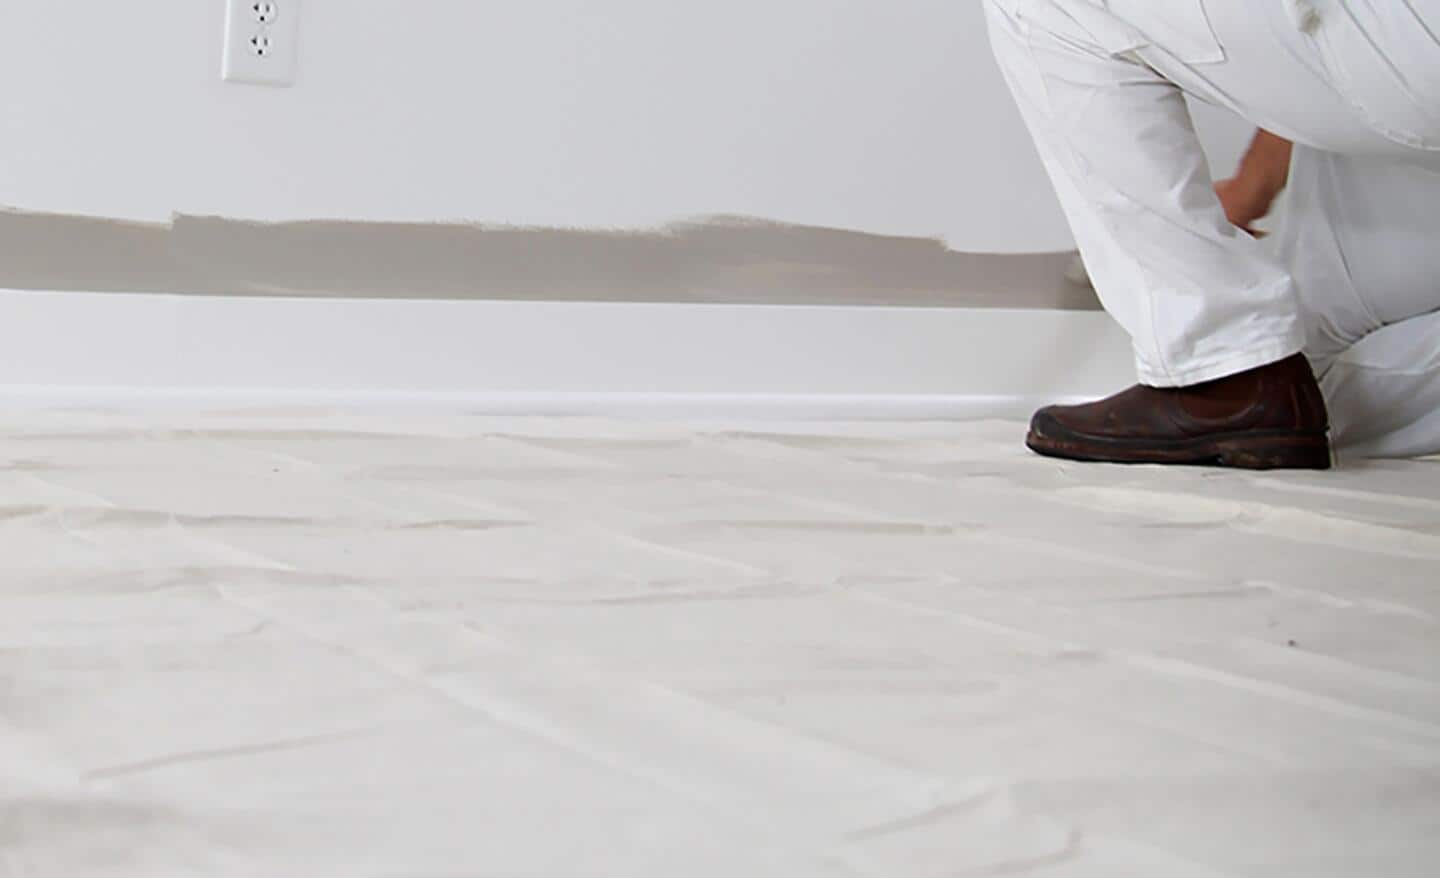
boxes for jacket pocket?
[1094,0,1225,64]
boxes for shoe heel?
[1215,433,1332,470]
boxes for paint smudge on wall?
[0,209,1098,309]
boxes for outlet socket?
[223,0,301,87]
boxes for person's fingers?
[1214,177,1274,231]
[1215,178,1253,227]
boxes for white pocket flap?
[1090,0,1226,63]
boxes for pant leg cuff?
[1135,341,1306,388]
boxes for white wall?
[0,1,1252,254]
[0,1,1049,251]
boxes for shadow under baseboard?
[0,209,1098,310]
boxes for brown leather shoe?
[1027,353,1332,470]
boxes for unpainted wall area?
[0,0,1248,254]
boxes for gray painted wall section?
[0,210,1099,310]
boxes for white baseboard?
[0,388,1079,421]
[0,289,1134,417]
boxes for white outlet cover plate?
[222,0,301,87]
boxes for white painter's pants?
[985,0,1440,457]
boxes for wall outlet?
[223,0,301,87]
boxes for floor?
[3,410,1438,877]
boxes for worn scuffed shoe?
[1027,353,1332,470]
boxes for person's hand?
[1214,129,1294,235]
[1215,175,1280,234]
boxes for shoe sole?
[1026,423,1333,471]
